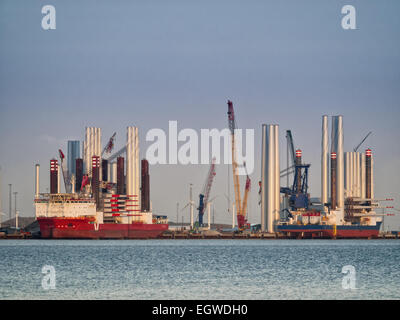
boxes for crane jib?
[227,100,250,229]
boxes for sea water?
[0,239,399,300]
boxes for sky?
[0,0,399,230]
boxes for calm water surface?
[0,239,399,300]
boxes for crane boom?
[354,131,372,152]
[203,158,216,208]
[58,149,71,193]
[286,130,296,167]
[227,100,242,218]
[102,132,116,156]
[197,158,216,226]
[227,100,250,230]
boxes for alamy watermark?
[341,265,357,290]
[320,263,358,290]
[341,5,356,30]
[42,4,357,32]
[41,5,56,30]
[145,121,255,175]
[41,265,56,290]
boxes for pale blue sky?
[0,0,399,229]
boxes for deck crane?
[280,130,296,180]
[58,149,72,193]
[353,131,372,152]
[102,132,116,157]
[227,100,250,230]
[279,130,311,211]
[197,158,216,226]
[286,130,296,168]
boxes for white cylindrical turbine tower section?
[135,127,140,209]
[260,124,268,232]
[87,127,91,171]
[350,152,354,197]
[87,127,91,174]
[35,164,40,198]
[85,127,90,174]
[353,152,357,197]
[354,152,358,197]
[83,140,87,174]
[126,127,133,195]
[88,127,92,175]
[107,162,111,184]
[349,152,353,197]
[261,123,280,232]
[71,175,75,194]
[274,125,280,224]
[57,163,61,193]
[337,116,344,208]
[371,152,374,199]
[97,128,102,181]
[321,115,329,207]
[126,126,140,216]
[353,151,356,197]
[361,153,366,198]
[344,152,349,197]
[97,128,101,157]
[91,127,96,175]
[266,125,275,233]
[111,162,117,184]
[356,152,361,197]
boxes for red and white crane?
[102,132,116,157]
[58,149,71,193]
[227,100,250,230]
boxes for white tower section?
[57,163,61,193]
[35,164,40,198]
[126,127,140,214]
[84,127,101,176]
[261,124,280,233]
[331,116,344,208]
[321,115,329,207]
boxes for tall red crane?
[102,132,116,156]
[227,100,250,229]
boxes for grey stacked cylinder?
[331,116,344,209]
[321,115,329,207]
[344,151,366,198]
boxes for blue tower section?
[67,141,80,176]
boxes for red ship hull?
[277,222,382,239]
[37,217,169,239]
